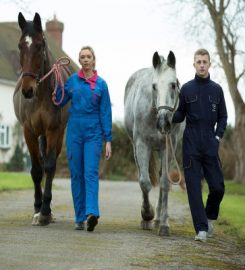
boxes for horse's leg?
[38,130,63,225]
[158,150,170,236]
[134,141,154,230]
[154,158,162,229]
[23,125,43,223]
[38,135,46,165]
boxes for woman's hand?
[105,142,112,160]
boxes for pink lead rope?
[38,56,71,106]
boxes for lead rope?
[38,56,71,106]
[165,133,182,185]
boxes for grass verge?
[0,172,33,192]
[173,180,245,245]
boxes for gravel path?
[0,179,244,270]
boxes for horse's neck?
[37,51,54,102]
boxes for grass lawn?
[213,181,245,242]
[174,180,245,244]
[0,172,33,191]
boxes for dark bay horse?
[124,51,184,236]
[13,12,70,225]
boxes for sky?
[0,0,236,125]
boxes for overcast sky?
[0,0,235,125]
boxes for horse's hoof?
[50,212,55,223]
[32,212,40,226]
[38,212,52,226]
[141,220,153,230]
[153,220,160,229]
[158,225,170,236]
[141,205,154,221]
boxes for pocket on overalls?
[185,95,199,119]
[66,149,72,160]
[185,95,198,104]
[92,92,101,105]
[183,156,192,170]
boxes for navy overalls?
[56,70,112,224]
[172,74,227,233]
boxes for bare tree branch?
[237,70,245,84]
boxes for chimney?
[45,15,64,49]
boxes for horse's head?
[152,51,179,134]
[18,12,46,99]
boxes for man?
[172,48,227,242]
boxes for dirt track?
[0,179,244,270]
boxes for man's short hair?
[194,48,210,61]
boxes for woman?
[56,46,112,232]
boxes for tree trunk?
[233,108,245,184]
[203,0,245,184]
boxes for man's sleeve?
[215,89,227,138]
[172,90,186,123]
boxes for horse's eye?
[171,83,176,90]
[152,84,157,91]
[18,43,22,50]
[35,43,42,51]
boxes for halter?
[22,71,40,80]
[20,34,70,105]
[153,87,180,114]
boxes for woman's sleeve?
[55,77,72,107]
[100,81,112,142]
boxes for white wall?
[0,79,17,163]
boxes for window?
[0,124,10,149]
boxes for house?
[0,15,78,165]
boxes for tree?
[7,121,27,171]
[200,0,245,184]
[162,0,245,183]
[7,144,24,171]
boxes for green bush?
[7,144,24,171]
[100,122,137,180]
[55,122,236,181]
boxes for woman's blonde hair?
[79,46,96,69]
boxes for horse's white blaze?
[156,68,176,109]
[25,35,32,48]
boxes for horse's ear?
[18,12,26,31]
[167,51,176,69]
[153,51,161,69]
[33,12,42,32]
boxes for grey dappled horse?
[124,51,183,236]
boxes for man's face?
[193,54,211,78]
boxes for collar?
[194,73,210,84]
[78,69,98,89]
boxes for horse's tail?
[149,151,159,187]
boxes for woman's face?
[79,49,95,71]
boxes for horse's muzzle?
[156,112,172,134]
[22,87,34,99]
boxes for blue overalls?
[56,71,112,224]
[172,74,227,233]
